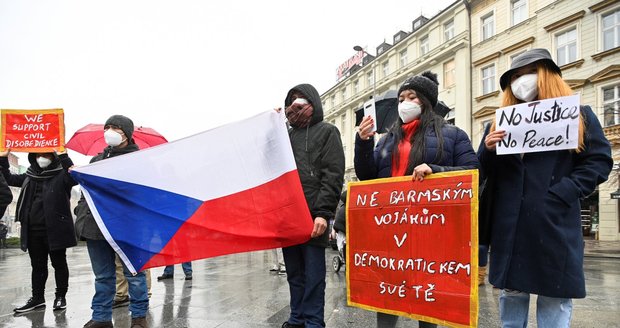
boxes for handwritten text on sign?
[495,95,580,155]
[347,171,479,328]
[1,109,65,153]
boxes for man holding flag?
[75,115,149,328]
[280,83,345,328]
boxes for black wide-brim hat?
[499,48,562,90]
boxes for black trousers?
[27,232,68,299]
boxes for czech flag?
[71,111,313,274]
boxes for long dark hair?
[391,94,445,175]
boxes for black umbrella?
[355,90,451,133]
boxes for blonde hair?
[492,62,585,152]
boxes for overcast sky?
[0,0,454,165]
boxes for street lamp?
[353,45,376,100]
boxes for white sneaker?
[278,265,286,275]
[269,264,279,272]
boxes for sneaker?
[184,273,192,280]
[157,273,173,281]
[53,296,66,310]
[83,319,114,328]
[281,322,304,328]
[278,265,286,275]
[112,297,129,308]
[130,316,148,328]
[13,297,45,313]
[269,264,279,272]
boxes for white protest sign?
[495,95,580,155]
[363,98,377,133]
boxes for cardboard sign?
[1,109,65,153]
[495,95,580,155]
[347,170,478,328]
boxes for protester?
[0,149,76,313]
[478,48,612,327]
[269,248,286,275]
[113,256,152,308]
[74,115,149,328]
[279,83,345,328]
[157,262,193,280]
[355,71,479,328]
[331,189,347,255]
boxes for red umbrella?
[66,123,168,156]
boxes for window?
[341,114,347,134]
[414,20,422,29]
[382,61,390,78]
[556,28,577,66]
[353,80,359,94]
[420,36,429,55]
[399,49,408,67]
[444,59,456,88]
[378,46,385,55]
[444,20,454,41]
[331,95,336,107]
[395,34,401,43]
[367,71,374,88]
[602,9,620,51]
[481,12,495,40]
[603,84,620,127]
[341,88,347,102]
[481,64,496,95]
[511,0,527,26]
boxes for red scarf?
[391,120,420,177]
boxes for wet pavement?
[0,243,619,328]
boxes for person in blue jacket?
[479,48,613,327]
[355,71,479,328]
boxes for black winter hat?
[104,115,134,142]
[397,71,439,107]
[499,48,562,90]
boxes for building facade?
[322,0,472,182]
[469,0,620,240]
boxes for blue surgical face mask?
[398,101,422,123]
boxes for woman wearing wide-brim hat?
[478,48,613,327]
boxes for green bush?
[6,237,20,247]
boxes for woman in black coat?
[479,48,612,327]
[0,150,77,313]
[355,71,479,328]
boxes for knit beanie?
[397,71,439,107]
[104,115,134,142]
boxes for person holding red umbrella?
[75,115,149,328]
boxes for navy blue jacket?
[355,123,479,180]
[478,106,612,298]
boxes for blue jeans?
[86,240,149,321]
[282,244,326,328]
[163,262,192,275]
[499,289,573,328]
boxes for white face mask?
[398,101,422,123]
[511,73,538,102]
[104,129,124,147]
[36,157,52,169]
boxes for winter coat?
[0,153,77,251]
[478,105,612,298]
[0,173,12,217]
[74,144,139,241]
[354,123,479,180]
[285,84,345,248]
